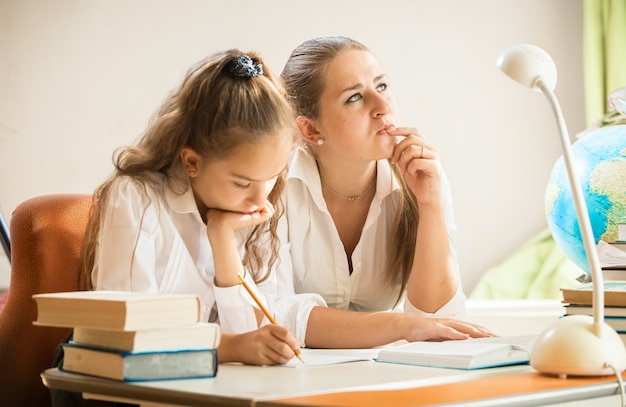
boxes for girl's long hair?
[80,49,295,289]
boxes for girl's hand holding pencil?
[237,274,305,364]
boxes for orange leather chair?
[0,194,93,407]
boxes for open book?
[597,240,626,269]
[375,335,537,370]
[284,348,379,367]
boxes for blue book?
[60,343,218,381]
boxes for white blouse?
[272,149,466,344]
[91,175,268,334]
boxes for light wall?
[0,0,585,293]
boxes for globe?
[545,124,626,274]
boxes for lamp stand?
[529,79,626,377]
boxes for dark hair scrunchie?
[228,55,263,78]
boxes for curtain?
[583,0,626,127]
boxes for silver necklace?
[320,176,376,202]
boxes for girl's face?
[313,49,399,161]
[185,131,292,215]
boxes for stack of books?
[599,241,626,281]
[33,291,220,381]
[560,241,626,345]
[561,281,626,346]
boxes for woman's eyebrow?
[340,74,387,94]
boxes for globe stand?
[497,44,626,377]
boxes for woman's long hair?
[281,36,419,306]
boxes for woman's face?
[186,131,292,215]
[313,49,399,161]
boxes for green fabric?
[583,0,626,127]
[469,229,584,300]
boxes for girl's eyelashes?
[234,182,251,189]
[376,82,388,92]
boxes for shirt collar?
[165,179,199,215]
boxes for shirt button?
[355,262,362,269]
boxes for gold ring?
[419,145,424,158]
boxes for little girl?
[53,51,300,400]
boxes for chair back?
[0,194,92,407]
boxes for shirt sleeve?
[403,283,467,319]
[213,272,265,333]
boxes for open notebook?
[284,335,537,370]
[284,348,379,367]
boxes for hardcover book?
[72,322,221,352]
[561,281,626,306]
[60,343,218,381]
[564,304,626,318]
[33,290,201,330]
[375,335,536,370]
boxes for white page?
[462,334,538,350]
[284,348,378,367]
[597,240,626,268]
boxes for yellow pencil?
[236,274,305,364]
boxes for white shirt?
[92,175,268,333]
[273,149,466,343]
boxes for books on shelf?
[374,335,536,370]
[33,290,201,330]
[560,281,626,306]
[72,322,221,352]
[60,343,218,381]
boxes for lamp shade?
[496,44,557,92]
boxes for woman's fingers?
[403,316,496,343]
[387,127,438,173]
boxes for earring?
[317,139,324,145]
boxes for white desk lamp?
[497,44,626,377]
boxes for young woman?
[272,36,492,348]
[75,50,300,366]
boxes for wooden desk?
[257,369,626,407]
[41,361,626,407]
[41,300,624,406]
